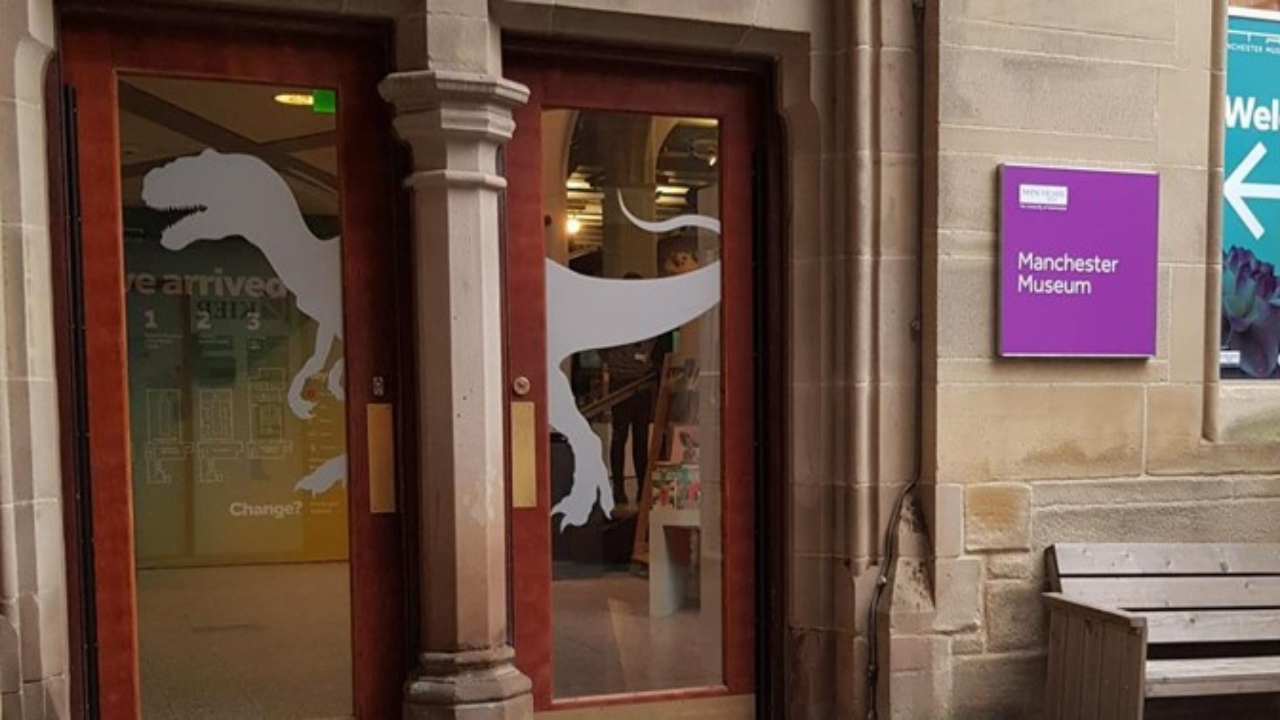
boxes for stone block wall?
[902,0,1280,717]
[0,0,69,717]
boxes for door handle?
[367,403,396,514]
[510,401,537,509]
[512,376,531,396]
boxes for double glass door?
[61,14,405,719]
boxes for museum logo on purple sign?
[1017,183,1069,211]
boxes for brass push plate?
[511,401,537,509]
[367,403,396,514]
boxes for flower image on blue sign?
[1222,10,1280,379]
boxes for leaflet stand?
[630,355,700,566]
[630,354,677,567]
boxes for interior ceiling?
[118,75,338,216]
[117,76,719,238]
[563,114,720,252]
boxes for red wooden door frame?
[59,11,408,719]
[503,47,762,712]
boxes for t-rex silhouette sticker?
[143,151,721,525]
[142,149,347,496]
[547,192,722,529]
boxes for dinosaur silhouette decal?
[142,151,722,528]
[546,193,722,529]
[142,149,347,496]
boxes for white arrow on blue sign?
[1225,141,1280,240]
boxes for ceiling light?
[274,90,336,114]
[566,216,582,236]
[274,92,314,107]
[690,138,719,167]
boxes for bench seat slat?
[1141,609,1280,644]
[1059,576,1280,610]
[1053,544,1280,577]
[1145,656,1280,698]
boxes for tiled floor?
[552,571,721,698]
[136,562,352,719]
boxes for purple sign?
[999,165,1159,357]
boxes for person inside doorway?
[601,273,672,509]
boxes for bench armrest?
[1043,592,1146,630]
[1043,592,1147,720]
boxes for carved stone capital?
[380,69,529,146]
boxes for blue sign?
[1226,12,1280,254]
[1222,10,1280,379]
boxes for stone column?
[596,114,658,279]
[379,70,533,719]
[0,0,72,717]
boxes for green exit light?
[312,89,336,115]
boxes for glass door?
[61,14,406,719]
[121,74,353,717]
[504,54,760,712]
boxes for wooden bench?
[1043,543,1280,719]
